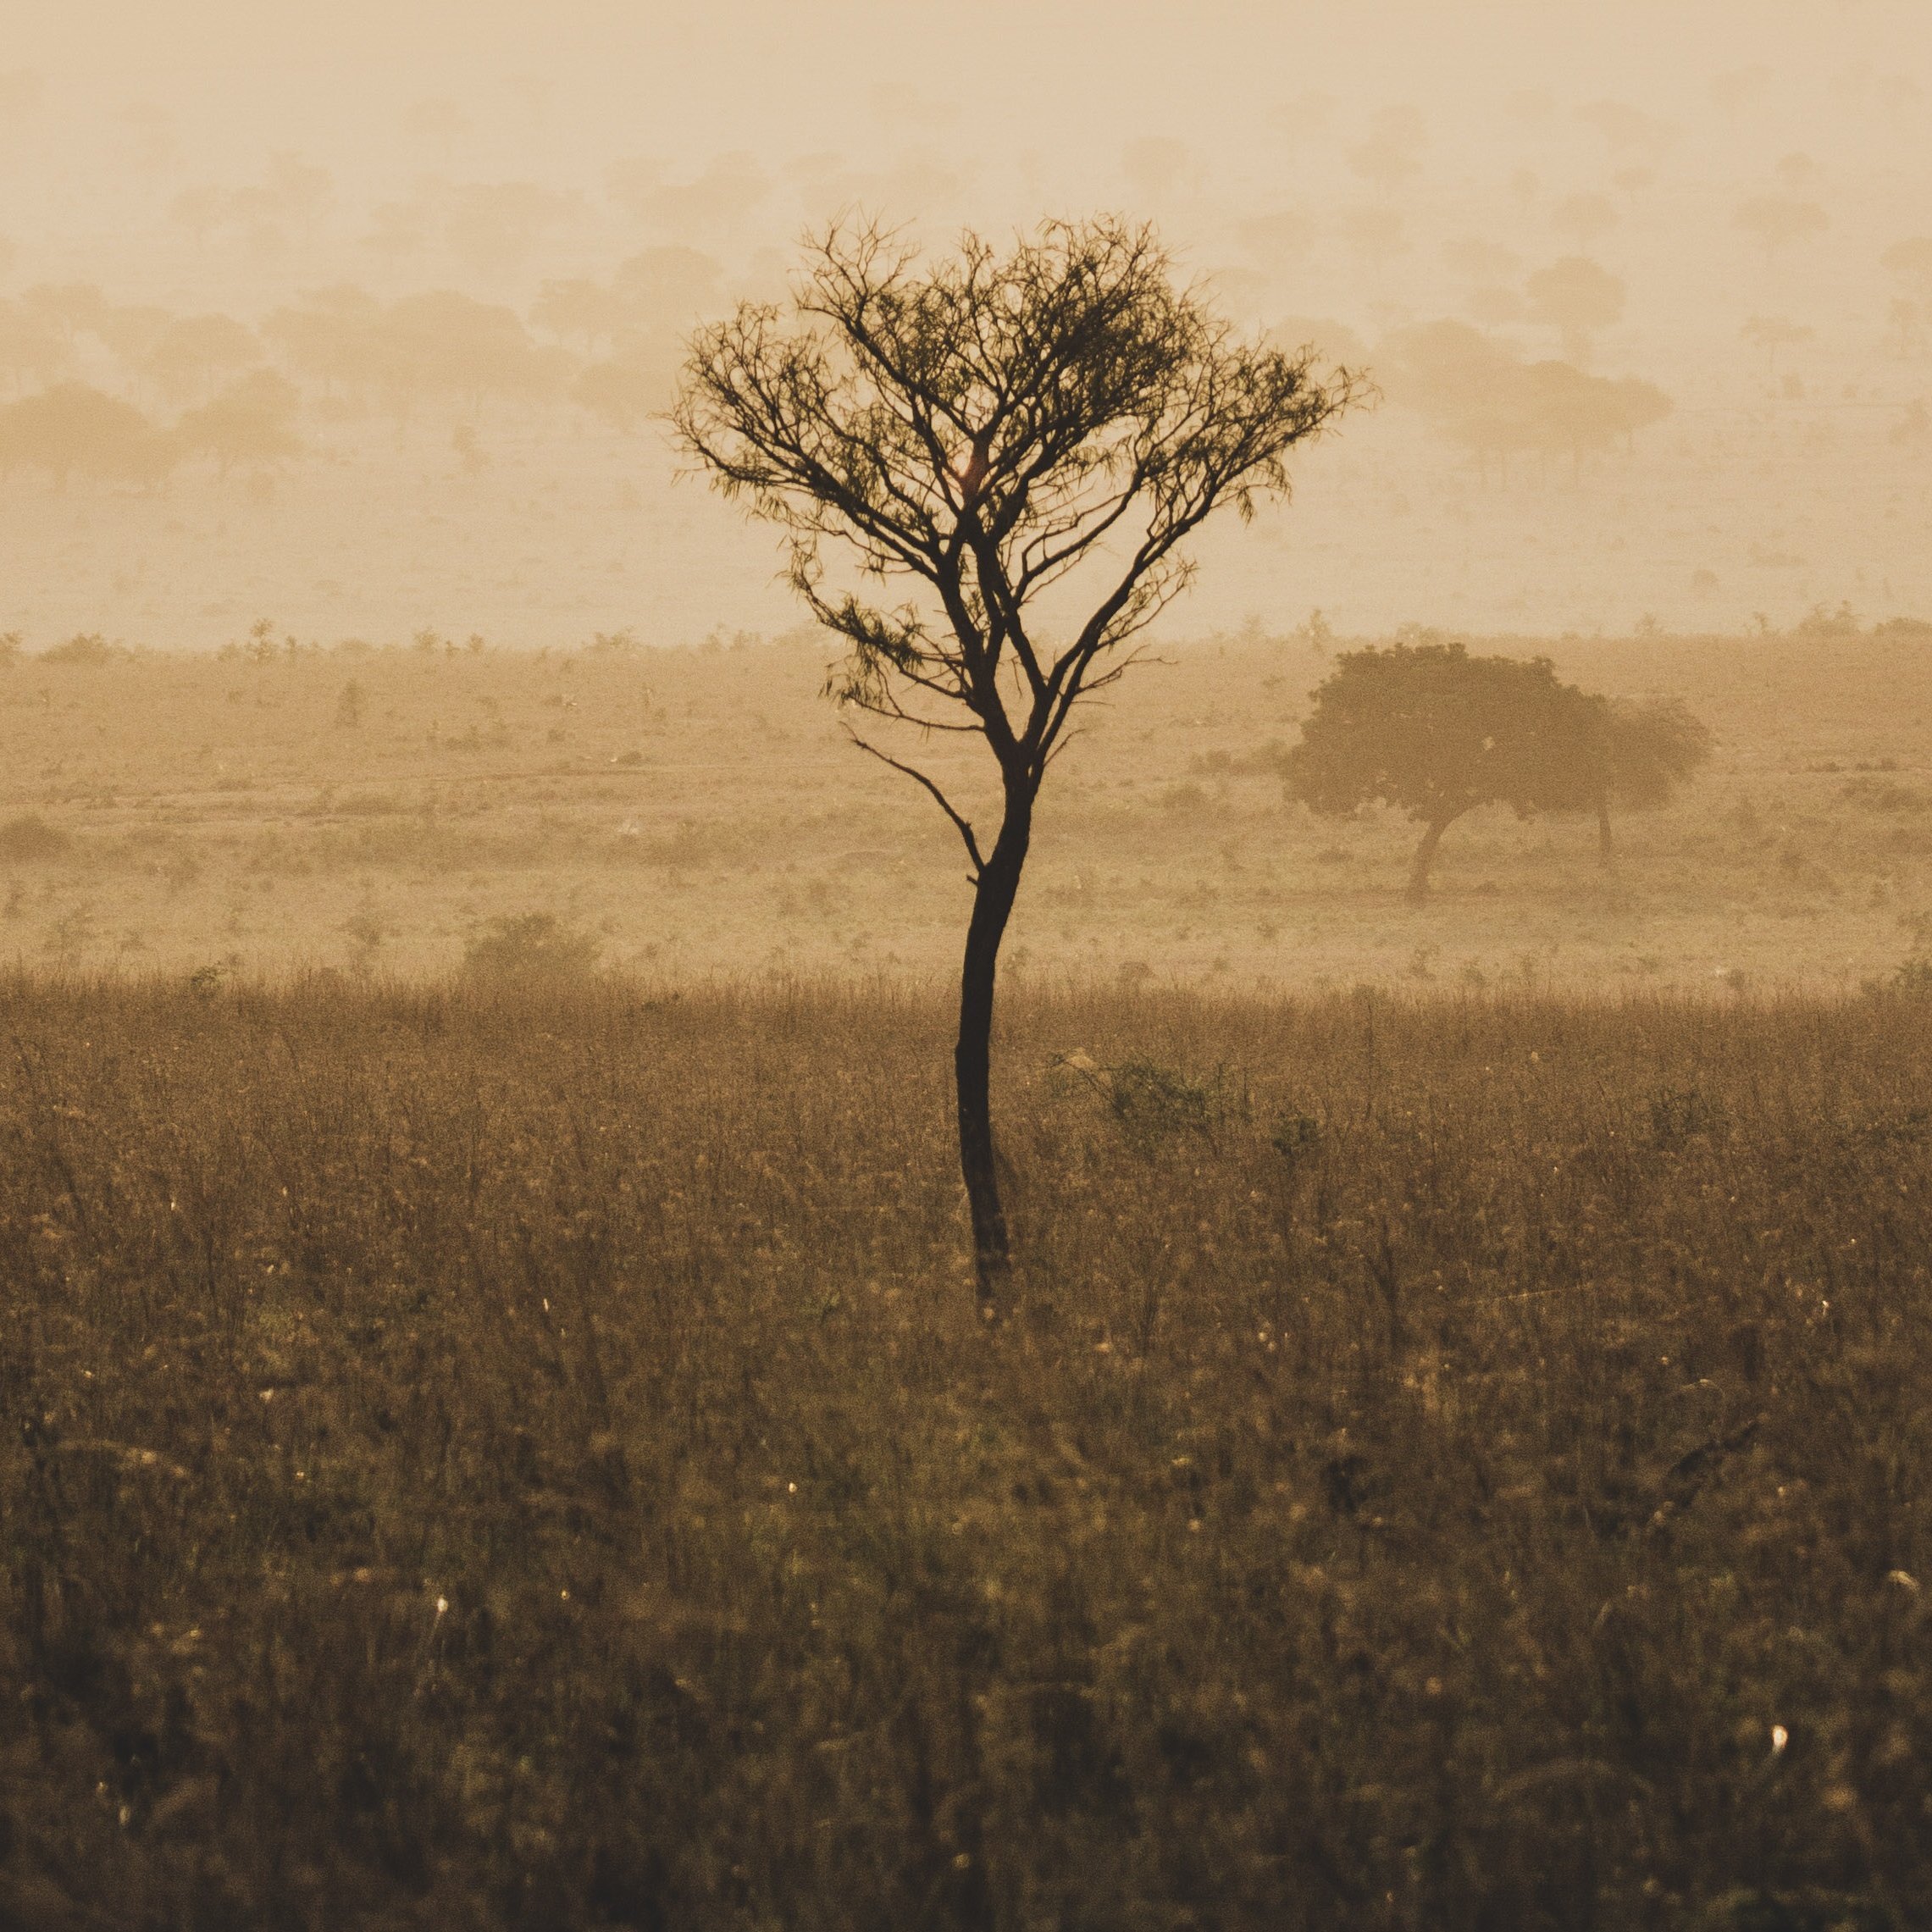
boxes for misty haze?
[3,4,1932,1927]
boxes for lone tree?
[1284,642,1708,899]
[674,219,1359,1302]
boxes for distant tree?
[1345,105,1426,195]
[95,303,175,370]
[0,383,174,487]
[612,246,726,327]
[40,631,121,666]
[1576,100,1675,156]
[574,348,678,432]
[1441,237,1520,283]
[0,298,69,394]
[675,218,1361,1303]
[1739,316,1814,376]
[1237,208,1315,267]
[371,291,565,419]
[262,285,385,399]
[19,282,108,346]
[444,181,577,283]
[608,152,768,232]
[175,370,304,477]
[1267,314,1368,371]
[169,185,231,247]
[361,201,433,272]
[1735,196,1829,265]
[1339,205,1408,268]
[1379,321,1669,479]
[1464,284,1527,329]
[1121,136,1196,200]
[261,152,334,234]
[1523,257,1625,364]
[1285,643,1708,897]
[1881,240,1932,357]
[461,911,601,983]
[1551,191,1619,250]
[529,277,630,352]
[1882,236,1932,300]
[451,422,488,475]
[147,313,262,402]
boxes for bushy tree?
[145,313,262,402]
[0,383,174,487]
[676,218,1360,1302]
[1522,257,1625,364]
[1735,196,1829,265]
[1285,643,1708,899]
[1380,321,1669,479]
[174,370,304,477]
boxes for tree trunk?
[1407,817,1451,903]
[955,793,1033,1311]
[1597,791,1614,867]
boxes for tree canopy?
[1380,321,1669,475]
[1285,642,1710,898]
[0,383,174,486]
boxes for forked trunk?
[1597,791,1614,867]
[955,795,1032,1312]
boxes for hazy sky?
[4,0,1931,645]
[11,1,1929,191]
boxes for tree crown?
[673,218,1363,813]
[1286,642,1708,824]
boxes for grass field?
[3,971,1929,1928]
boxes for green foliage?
[0,978,1929,1926]
[459,910,601,983]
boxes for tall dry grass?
[2,971,1929,1929]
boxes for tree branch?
[846,728,985,879]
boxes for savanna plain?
[3,622,1932,1928]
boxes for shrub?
[460,911,601,983]
[40,631,119,667]
[0,814,71,861]
[1077,1054,1252,1149]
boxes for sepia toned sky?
[3,0,1930,645]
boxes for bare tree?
[674,218,1360,1304]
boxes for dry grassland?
[1,625,1930,992]
[2,973,1929,1927]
